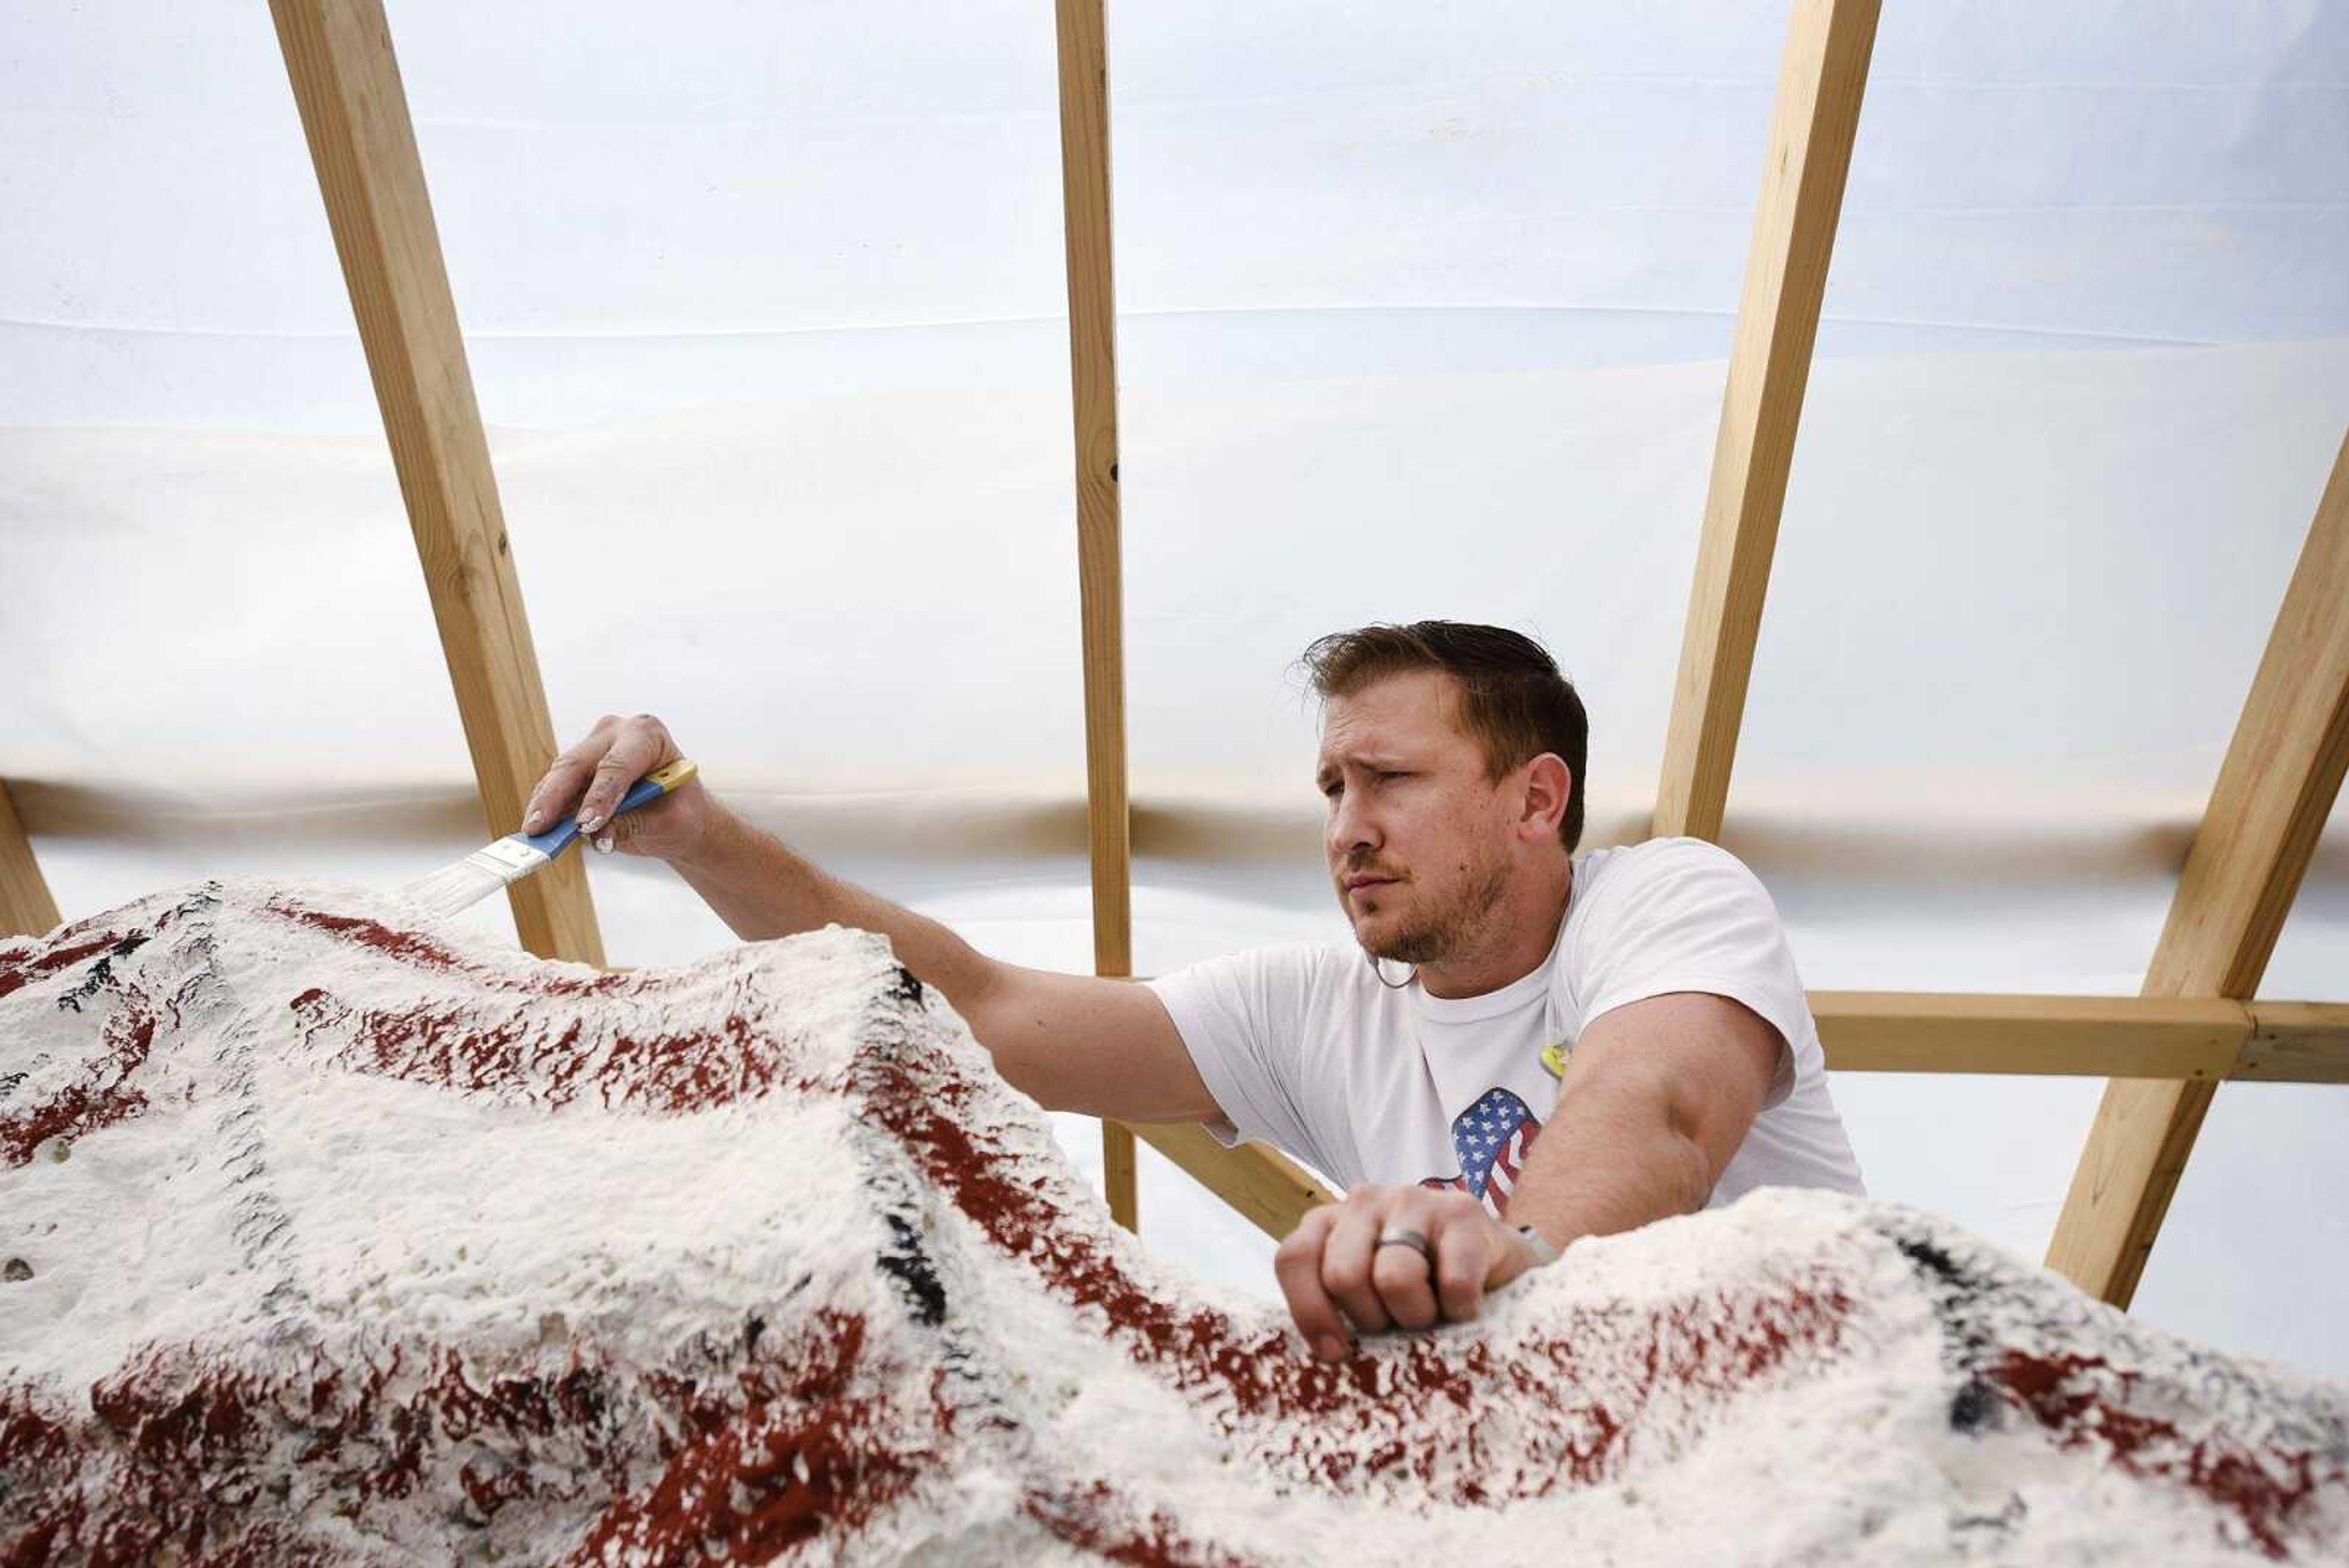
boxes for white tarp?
[3,2,2345,1375]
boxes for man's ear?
[1518,753,1572,841]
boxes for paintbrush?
[398,759,700,920]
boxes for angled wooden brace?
[271,0,604,964]
[0,782,62,939]
[2045,428,2349,1307]
[1655,0,1882,842]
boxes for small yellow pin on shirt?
[1540,1041,1573,1079]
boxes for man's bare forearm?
[669,803,1004,1021]
[1507,994,1781,1256]
[1506,1065,1712,1254]
[660,802,1214,1123]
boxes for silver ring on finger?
[1374,1227,1434,1268]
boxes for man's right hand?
[522,713,715,864]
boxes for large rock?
[3,880,2344,1565]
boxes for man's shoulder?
[1161,939,1353,993]
[1233,940,1407,1019]
[1572,834,1763,898]
[1564,838,1790,965]
[1148,942,1383,1063]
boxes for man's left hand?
[1272,1185,1544,1362]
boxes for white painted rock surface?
[3,879,2345,1566]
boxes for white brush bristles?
[398,837,554,920]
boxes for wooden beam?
[1052,0,1138,1231]
[1132,1123,1337,1244]
[2046,429,2349,1308]
[1813,992,2247,1079]
[270,0,601,965]
[2236,1002,2349,1085]
[1653,0,1882,842]
[0,782,62,939]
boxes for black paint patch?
[1894,1233,2004,1435]
[878,1210,947,1327]
[53,933,149,1016]
[1948,1375,1997,1435]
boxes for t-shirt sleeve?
[1568,839,1805,1110]
[1145,945,1328,1162]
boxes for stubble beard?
[1351,845,1513,968]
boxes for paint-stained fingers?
[573,716,679,834]
[522,716,624,833]
[1273,1205,1353,1362]
[1318,1196,1398,1338]
[598,805,644,855]
[576,754,639,836]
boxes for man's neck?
[1416,858,1574,1000]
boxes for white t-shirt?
[1146,836,1866,1216]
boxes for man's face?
[1316,670,1515,967]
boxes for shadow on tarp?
[12,776,2346,893]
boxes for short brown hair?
[1300,621,1589,850]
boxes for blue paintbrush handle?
[516,759,700,859]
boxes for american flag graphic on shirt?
[1420,1085,1545,1221]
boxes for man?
[524,621,1865,1363]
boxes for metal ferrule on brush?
[467,835,554,886]
[396,759,698,920]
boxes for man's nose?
[1327,789,1378,858]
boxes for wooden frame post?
[1654,0,1881,841]
[1053,0,1140,1228]
[2046,429,2349,1307]
[0,782,62,939]
[1051,0,1349,1239]
[270,0,603,964]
